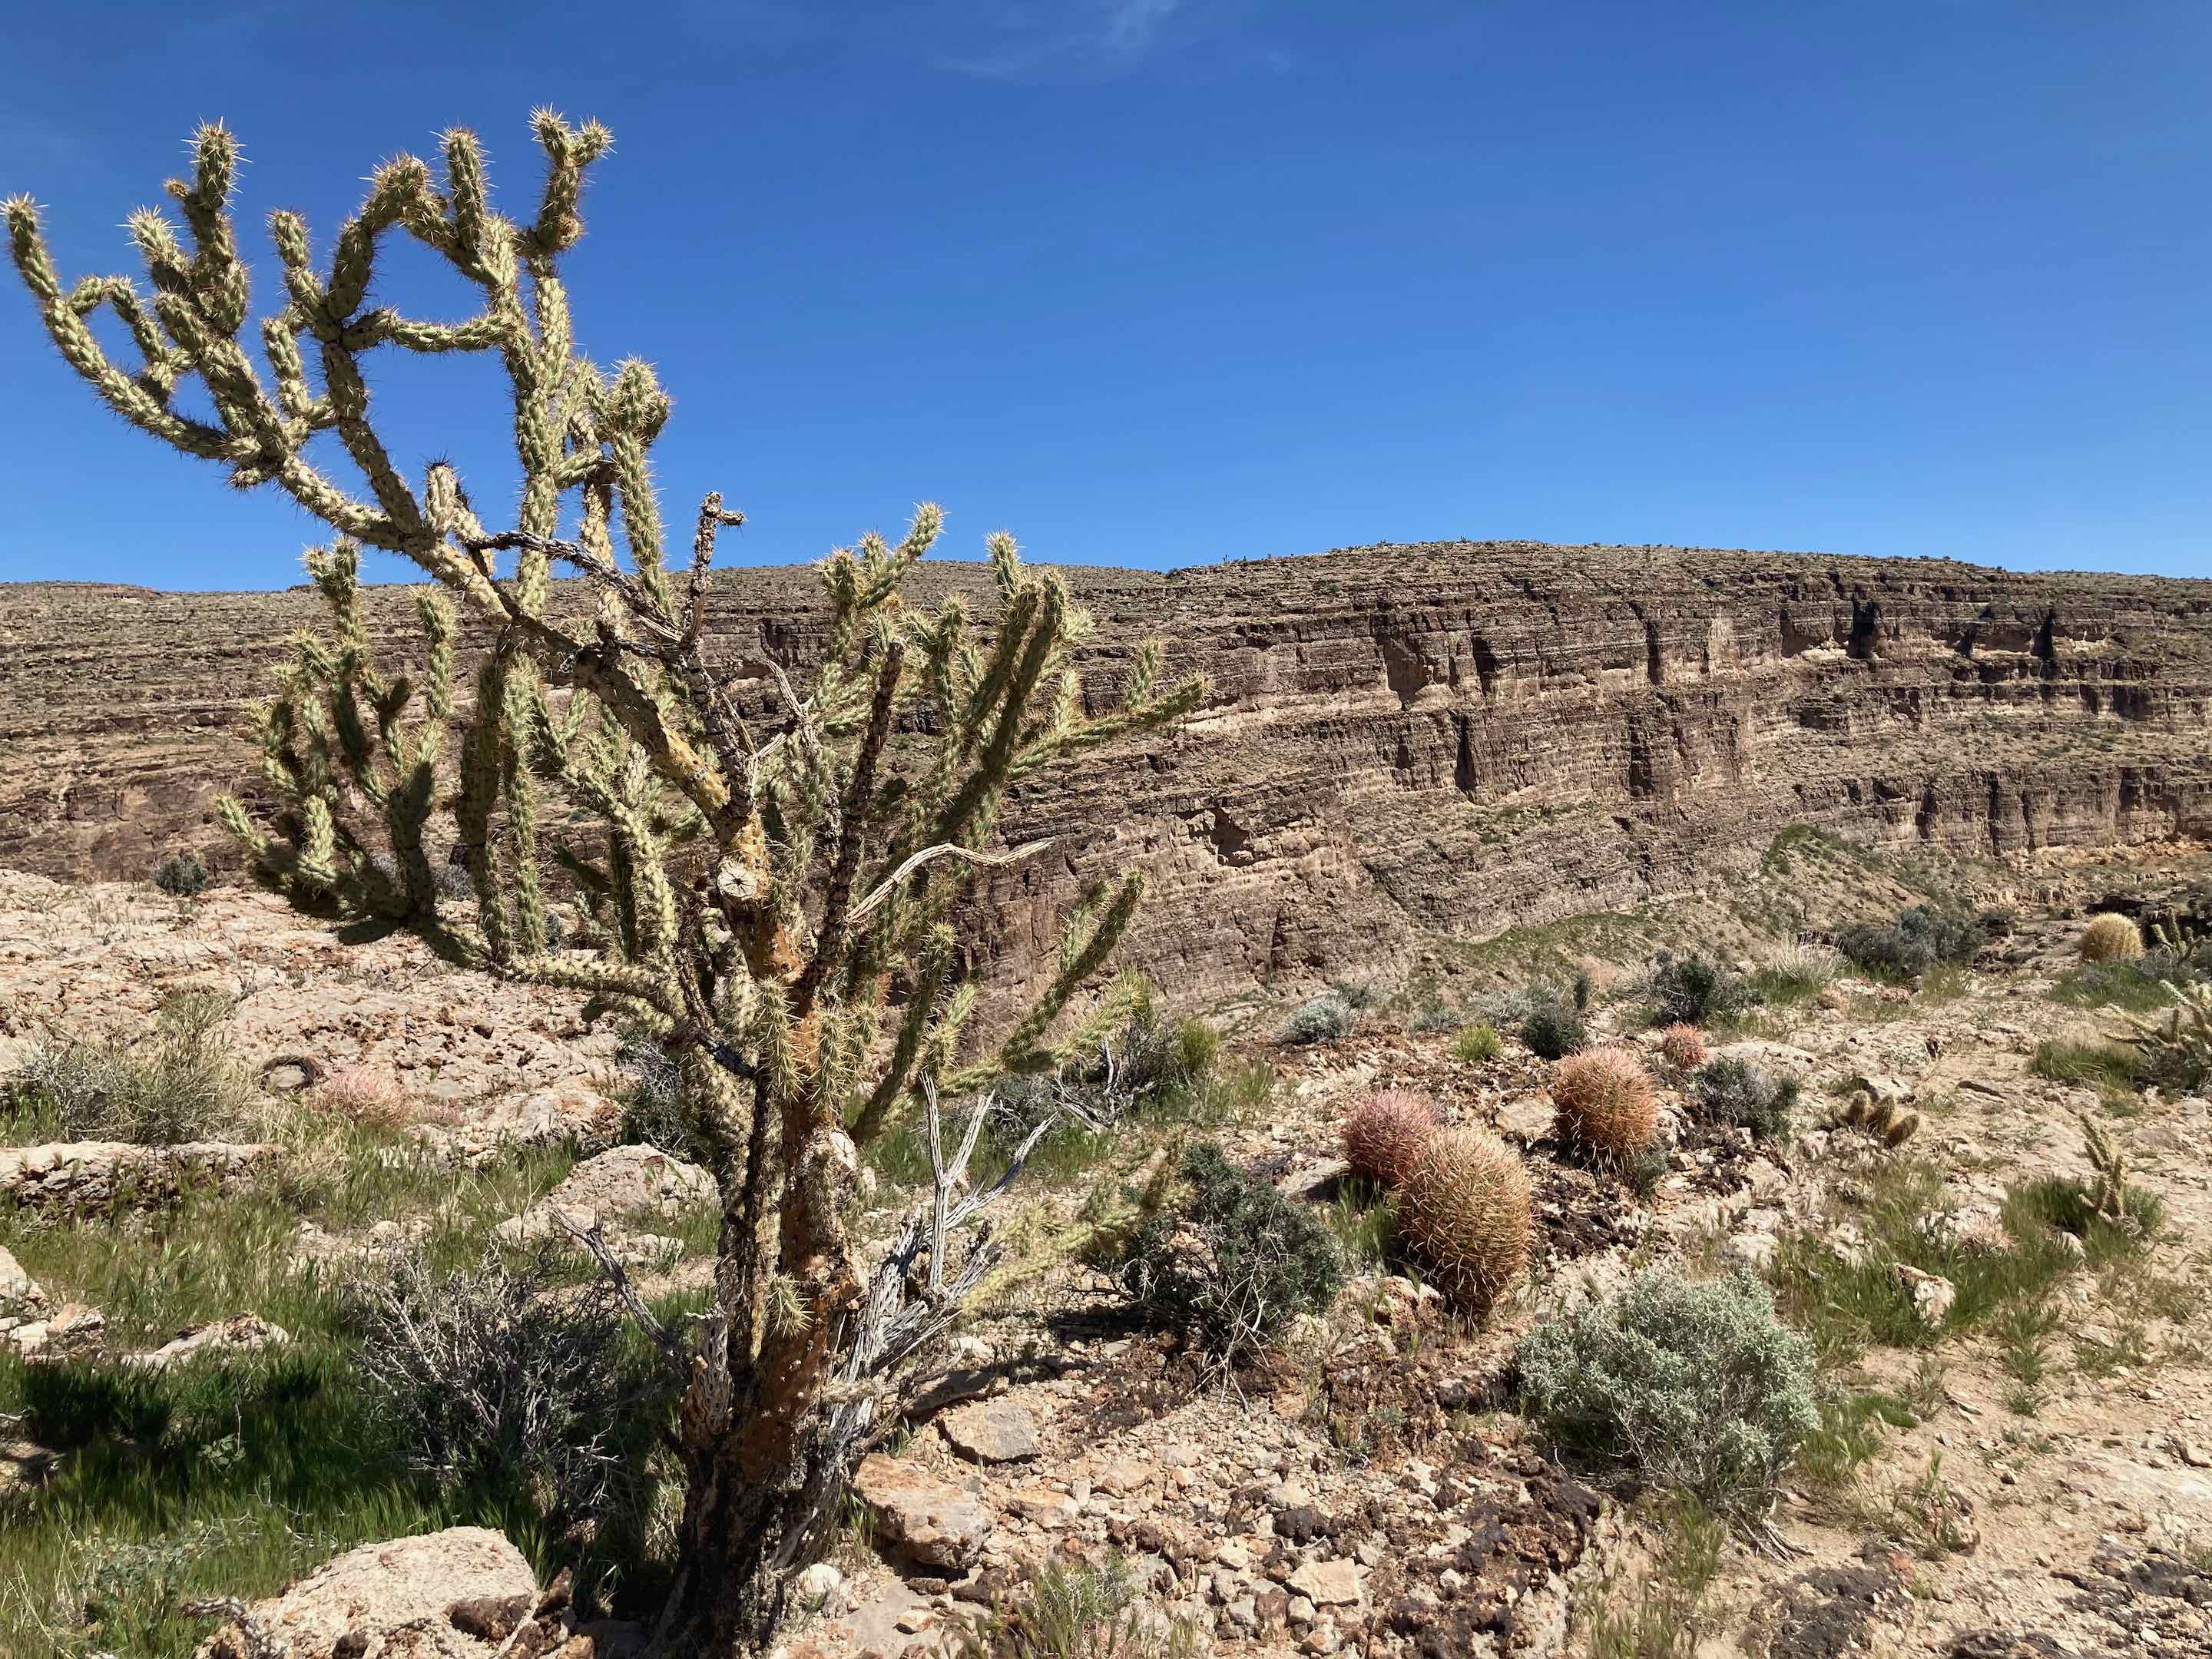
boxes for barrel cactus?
[1340,1088,1442,1189]
[1396,1126,1532,1316]
[1551,1048,1659,1158]
[1657,1023,1707,1071]
[2080,912,2144,964]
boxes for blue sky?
[4,1,2210,589]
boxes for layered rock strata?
[4,541,2209,1006]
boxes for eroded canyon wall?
[5,541,2210,1006]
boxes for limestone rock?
[830,1580,932,1657]
[853,1454,995,1569]
[794,1561,851,1614]
[0,1141,283,1217]
[1896,1263,1957,1328]
[0,1437,61,1497]
[939,1399,1041,1464]
[1494,1094,1554,1141]
[493,1144,713,1261]
[194,1525,536,1659]
[1288,1560,1363,1608]
[0,1243,52,1350]
[13,551,2212,1016]
[5,1301,104,1359]
[125,1312,290,1371]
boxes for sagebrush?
[1518,1269,1820,1523]
[1690,1055,1797,1141]
[1280,991,1359,1046]
[1836,906,1984,982]
[1644,951,1748,1028]
[8,990,252,1144]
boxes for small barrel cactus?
[2079,912,2144,964]
[1340,1088,1442,1189]
[315,1063,412,1130]
[1396,1126,1532,1316]
[1657,1023,1707,1071]
[1551,1048,1659,1158]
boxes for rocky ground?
[2,835,2209,1659]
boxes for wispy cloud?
[935,0,1195,82]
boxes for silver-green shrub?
[1690,1055,1799,1141]
[1517,1269,1819,1522]
[10,990,251,1144]
[1279,991,1359,1047]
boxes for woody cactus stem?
[8,117,1204,1657]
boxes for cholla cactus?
[1339,1088,1440,1188]
[1396,1126,1531,1316]
[1828,1089,1921,1147]
[1549,1048,1658,1158]
[2078,1111,2133,1230]
[7,118,1203,1657]
[2113,979,2212,1090]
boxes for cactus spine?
[7,118,1204,1657]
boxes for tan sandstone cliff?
[4,541,2210,1009]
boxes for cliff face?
[5,541,2210,1007]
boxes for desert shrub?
[1121,1142,1343,1360]
[433,857,475,901]
[151,853,210,897]
[348,1248,648,1528]
[1690,1056,1799,1141]
[1095,994,1220,1104]
[1409,1000,1463,1035]
[1517,1269,1820,1522]
[2079,912,2144,965]
[1280,991,1359,1047]
[1340,1089,1441,1189]
[989,992,1220,1144]
[1836,906,1983,982]
[1657,1024,1707,1071]
[1551,1049,1659,1158]
[8,990,251,1144]
[312,1063,412,1131]
[1644,952,1749,1028]
[1468,986,1537,1027]
[1396,1126,1532,1316]
[1453,1022,1503,1065]
[614,1030,711,1164]
[953,1555,1202,1659]
[1520,988,1588,1061]
[1332,980,1382,1012]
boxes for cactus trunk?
[652,1412,856,1657]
